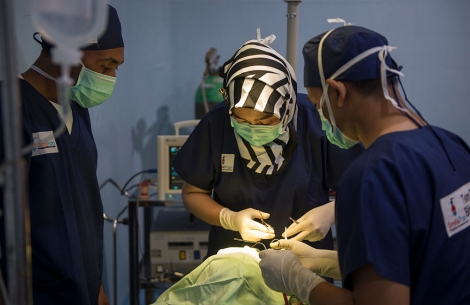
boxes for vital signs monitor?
[157,135,188,202]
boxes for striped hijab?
[220,30,298,175]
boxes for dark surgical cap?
[303,25,398,87]
[34,4,124,51]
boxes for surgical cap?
[35,4,124,51]
[303,25,398,87]
[219,35,297,125]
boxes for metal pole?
[284,0,302,75]
[112,220,117,305]
[128,201,139,305]
[0,0,32,304]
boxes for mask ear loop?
[390,77,421,128]
[317,29,337,134]
[377,47,408,114]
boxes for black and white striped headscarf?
[220,29,298,175]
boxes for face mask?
[71,62,116,108]
[230,116,283,147]
[317,102,358,149]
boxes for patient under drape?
[152,247,284,305]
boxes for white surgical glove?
[284,201,335,242]
[270,239,341,280]
[219,208,275,242]
[259,249,325,304]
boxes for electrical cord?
[100,169,156,222]
[100,178,131,224]
[100,178,131,198]
[99,169,156,305]
[120,169,157,197]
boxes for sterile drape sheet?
[152,252,284,305]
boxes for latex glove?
[259,249,325,304]
[219,208,275,242]
[284,201,335,242]
[270,239,341,280]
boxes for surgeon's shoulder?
[295,93,322,132]
[432,125,470,151]
[296,93,314,110]
[205,101,229,117]
[192,102,230,138]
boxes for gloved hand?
[284,201,335,242]
[270,239,341,280]
[259,249,325,304]
[219,208,275,242]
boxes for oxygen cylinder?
[194,48,224,119]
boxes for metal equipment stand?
[284,0,302,74]
[128,199,167,305]
[0,0,32,304]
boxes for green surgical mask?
[230,116,283,147]
[318,106,358,149]
[71,63,116,108]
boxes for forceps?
[259,210,274,232]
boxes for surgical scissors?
[233,238,267,250]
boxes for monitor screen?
[157,135,189,201]
[169,146,184,190]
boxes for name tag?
[440,181,470,237]
[221,154,235,172]
[31,131,59,156]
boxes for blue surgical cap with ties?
[303,25,399,88]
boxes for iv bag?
[30,0,108,51]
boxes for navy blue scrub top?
[173,93,364,257]
[0,79,104,305]
[336,126,470,304]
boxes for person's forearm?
[98,284,110,305]
[327,200,336,225]
[309,282,354,305]
[183,191,225,226]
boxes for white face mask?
[316,24,406,147]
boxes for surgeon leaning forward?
[172,30,363,266]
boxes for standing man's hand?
[270,239,341,280]
[259,249,325,304]
[98,284,110,305]
[284,201,335,241]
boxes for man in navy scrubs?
[0,5,124,305]
[259,24,470,305]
